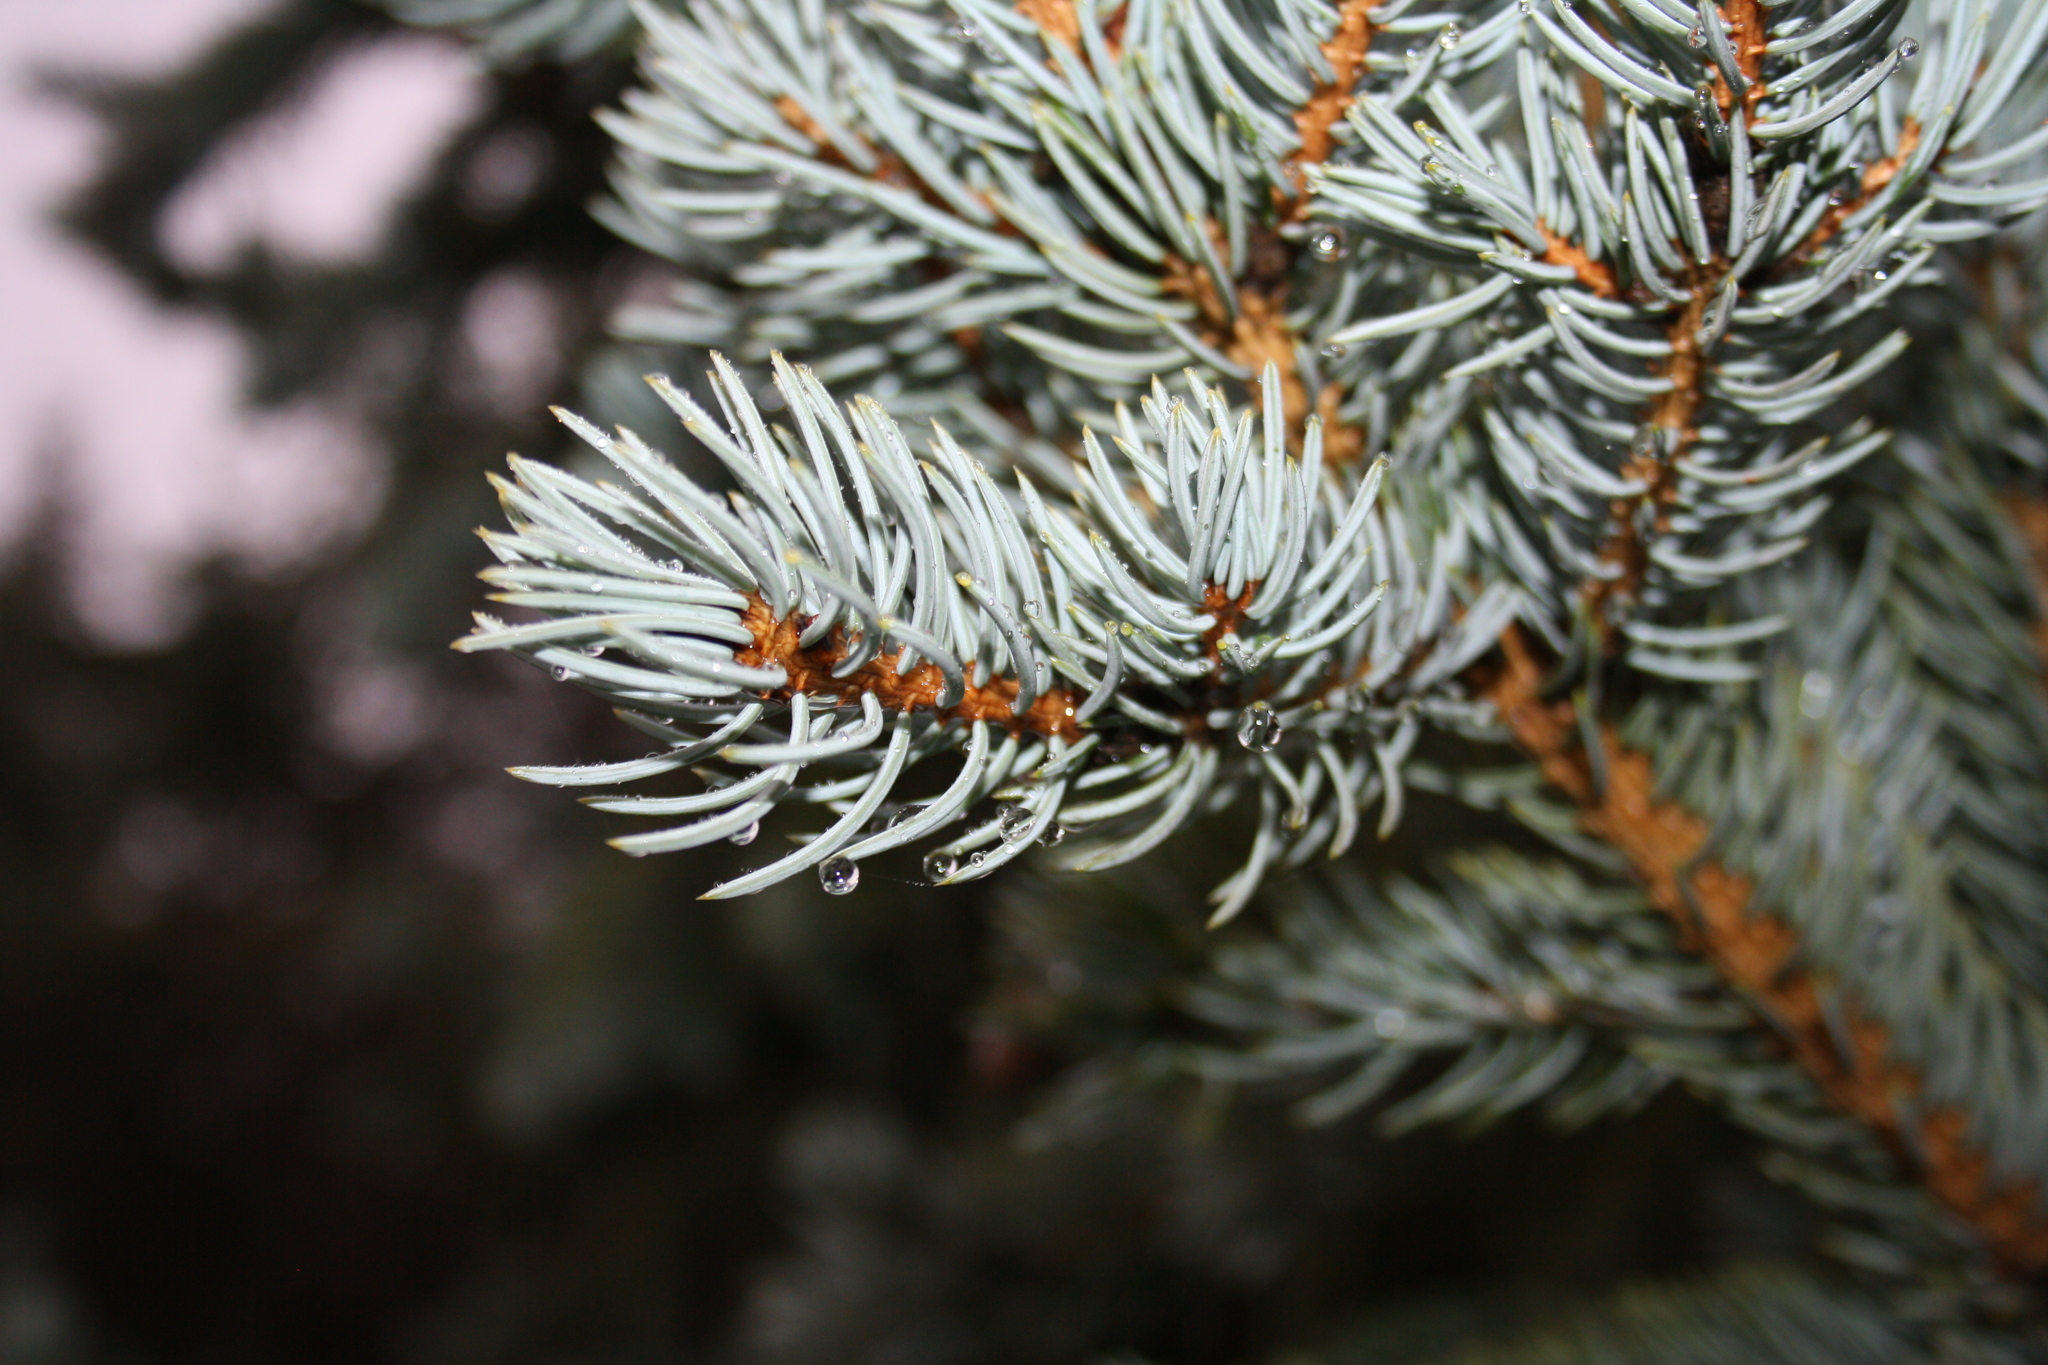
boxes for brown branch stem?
[1479,624,2048,1276]
[735,596,1082,741]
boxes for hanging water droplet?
[1236,701,1282,752]
[818,856,860,895]
[1897,36,1919,58]
[729,821,759,846]
[588,579,606,593]
[1038,821,1066,847]
[1516,0,1533,15]
[773,170,794,186]
[551,665,571,681]
[998,802,1035,842]
[1309,226,1349,262]
[1686,24,1705,47]
[924,850,959,883]
[1320,341,1348,359]
[952,21,978,41]
[1437,21,1461,48]
[1799,670,1834,718]
[889,804,927,829]
[583,644,605,657]
[575,545,592,556]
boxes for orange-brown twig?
[1796,117,1923,258]
[1709,0,1769,126]
[1163,226,1322,438]
[1540,223,1621,299]
[1014,0,1083,50]
[1289,0,1377,202]
[1480,625,2048,1276]
[735,596,1082,741]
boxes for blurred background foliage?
[0,3,1830,1361]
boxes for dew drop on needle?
[818,856,860,895]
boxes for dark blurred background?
[0,4,1809,1361]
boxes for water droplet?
[1309,226,1349,262]
[1423,159,1462,194]
[773,170,794,186]
[1236,701,1282,752]
[1320,341,1348,359]
[924,850,959,882]
[1686,24,1705,47]
[998,803,1036,841]
[1374,1007,1408,1039]
[1038,820,1066,847]
[1800,670,1834,718]
[819,856,860,895]
[551,665,571,681]
[889,804,927,829]
[1897,36,1919,59]
[1437,21,1461,48]
[1516,0,1532,14]
[952,21,979,41]
[1872,269,1888,282]
[729,821,759,846]
[575,544,592,556]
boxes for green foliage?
[379,0,2048,1355]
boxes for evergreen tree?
[417,0,2048,1356]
